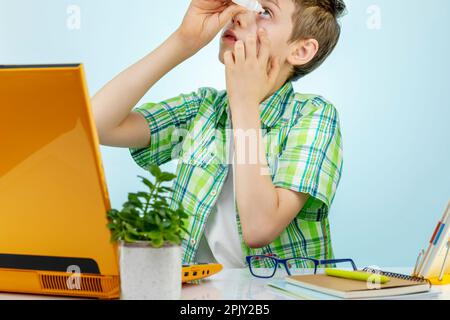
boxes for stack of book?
[268,268,440,300]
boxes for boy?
[92,0,346,269]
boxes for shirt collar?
[259,81,294,130]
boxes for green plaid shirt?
[129,81,343,267]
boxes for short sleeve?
[129,87,218,170]
[273,97,343,221]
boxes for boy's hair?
[288,0,347,81]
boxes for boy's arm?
[232,105,311,249]
[232,98,341,248]
[92,32,192,148]
[226,30,342,248]
[92,0,246,148]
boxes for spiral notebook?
[273,268,432,300]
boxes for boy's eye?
[259,7,273,18]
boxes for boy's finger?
[234,40,246,64]
[257,28,270,62]
[245,34,258,61]
[224,50,235,66]
[218,4,247,28]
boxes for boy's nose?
[232,11,258,30]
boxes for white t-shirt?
[196,114,246,268]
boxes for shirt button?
[211,191,217,196]
[190,239,196,245]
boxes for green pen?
[325,269,391,284]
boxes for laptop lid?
[0,64,119,298]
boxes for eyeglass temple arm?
[319,259,358,271]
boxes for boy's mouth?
[222,29,238,43]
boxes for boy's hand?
[224,28,281,108]
[177,0,246,52]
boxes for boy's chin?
[218,51,225,65]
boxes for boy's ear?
[287,38,319,67]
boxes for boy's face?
[219,0,296,67]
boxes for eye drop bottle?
[232,0,264,13]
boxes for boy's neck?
[263,77,291,102]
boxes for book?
[268,279,440,300]
[272,268,433,300]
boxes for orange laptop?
[0,64,120,299]
[0,64,223,299]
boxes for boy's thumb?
[219,5,247,28]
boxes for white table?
[0,268,449,300]
[182,268,450,300]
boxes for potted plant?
[106,164,189,300]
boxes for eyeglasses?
[246,254,358,279]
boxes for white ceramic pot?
[119,241,182,300]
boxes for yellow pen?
[325,269,391,284]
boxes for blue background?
[1,0,449,267]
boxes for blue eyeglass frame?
[246,255,358,279]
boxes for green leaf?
[118,208,139,224]
[107,209,120,219]
[128,193,139,202]
[136,191,150,200]
[176,208,189,219]
[156,208,168,218]
[124,233,139,243]
[138,176,155,190]
[159,172,177,182]
[151,237,164,248]
[154,194,169,201]
[141,221,157,233]
[180,212,189,219]
[144,215,156,225]
[148,165,162,179]
[110,231,122,243]
[164,233,181,245]
[154,200,169,208]
[177,204,186,214]
[159,186,174,193]
[135,218,145,231]
[122,201,141,211]
[143,231,162,240]
[180,225,190,236]
[124,222,136,233]
[127,193,144,208]
[106,222,116,231]
[161,219,171,229]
